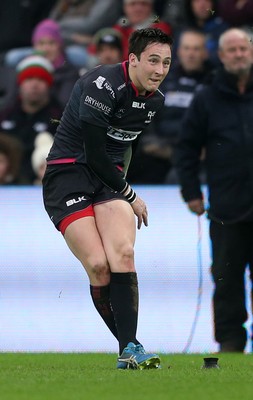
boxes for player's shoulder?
[80,63,125,88]
[155,88,165,100]
[77,63,126,101]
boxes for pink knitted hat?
[32,19,63,46]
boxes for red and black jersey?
[47,61,165,169]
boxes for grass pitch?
[1,353,253,400]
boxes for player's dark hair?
[128,28,173,59]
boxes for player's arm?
[121,133,141,176]
[82,121,148,228]
[123,132,142,175]
[81,121,127,192]
[122,146,132,176]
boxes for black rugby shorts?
[42,163,126,230]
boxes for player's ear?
[129,53,138,67]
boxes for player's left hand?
[131,196,148,229]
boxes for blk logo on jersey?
[132,101,146,109]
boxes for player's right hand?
[131,196,148,230]
[187,198,205,215]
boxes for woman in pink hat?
[31,19,80,107]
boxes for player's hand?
[131,196,148,229]
[187,198,205,216]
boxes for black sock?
[90,285,118,339]
[110,272,140,354]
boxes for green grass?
[1,353,253,400]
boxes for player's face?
[218,33,253,76]
[129,42,171,95]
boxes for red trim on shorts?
[47,158,77,165]
[59,206,94,235]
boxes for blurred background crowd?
[0,0,252,186]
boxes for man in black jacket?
[176,28,253,352]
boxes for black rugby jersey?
[48,61,164,162]
[47,61,165,191]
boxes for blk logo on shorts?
[66,196,86,206]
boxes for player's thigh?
[64,216,110,283]
[94,200,136,271]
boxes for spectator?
[31,19,80,107]
[0,0,57,62]
[127,29,212,184]
[162,0,187,31]
[89,28,124,66]
[31,132,54,185]
[5,19,80,108]
[0,132,23,185]
[218,0,253,30]
[114,0,172,61]
[176,28,253,352]
[0,55,63,184]
[49,0,122,67]
[172,0,228,67]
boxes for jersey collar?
[121,60,155,98]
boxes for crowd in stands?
[0,0,253,185]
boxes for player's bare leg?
[94,199,160,369]
[64,216,118,338]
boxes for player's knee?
[88,258,110,283]
[119,243,135,272]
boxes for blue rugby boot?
[117,342,161,370]
[134,344,161,370]
[117,342,139,369]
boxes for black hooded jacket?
[176,66,253,222]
